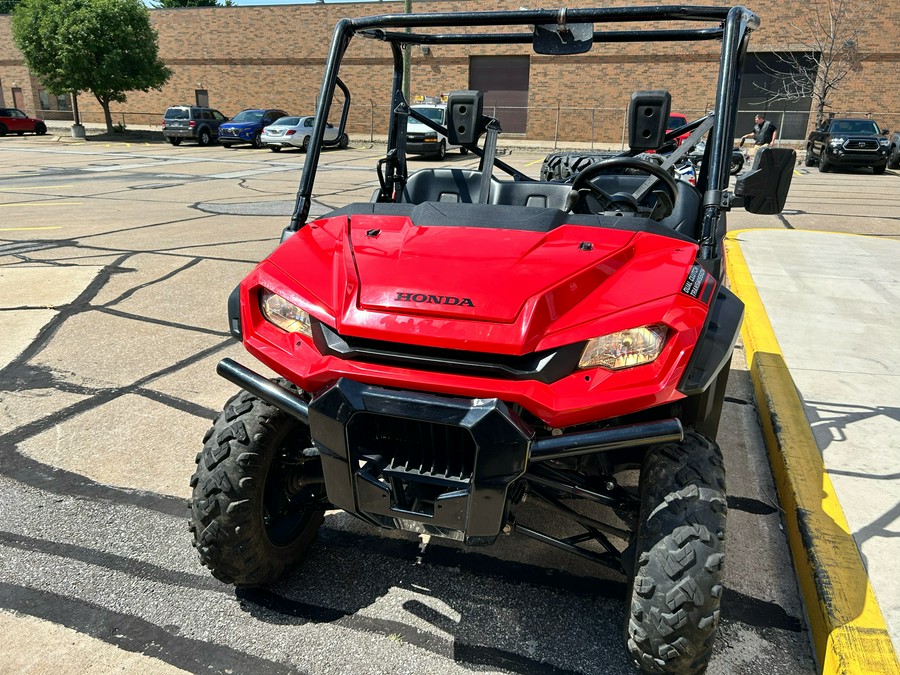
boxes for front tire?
[339,133,349,149]
[889,147,900,170]
[804,148,816,167]
[435,140,446,161]
[729,154,743,175]
[818,155,831,172]
[873,163,886,175]
[189,386,326,586]
[252,132,263,149]
[626,431,727,675]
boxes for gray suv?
[162,105,228,146]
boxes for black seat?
[400,168,701,240]
[402,168,572,210]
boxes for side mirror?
[882,129,890,135]
[735,147,796,215]
[533,22,593,55]
[628,90,671,151]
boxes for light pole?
[402,0,411,100]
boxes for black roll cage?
[287,5,759,264]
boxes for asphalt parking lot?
[1,134,895,674]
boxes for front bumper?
[824,146,889,167]
[217,358,684,544]
[218,129,255,143]
[407,140,442,155]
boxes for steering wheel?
[567,156,679,219]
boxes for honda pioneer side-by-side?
[189,6,795,673]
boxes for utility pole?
[402,0,411,100]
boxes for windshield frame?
[288,5,760,264]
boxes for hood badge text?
[396,291,475,307]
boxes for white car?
[261,116,348,152]
[406,104,467,159]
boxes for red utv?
[189,6,795,673]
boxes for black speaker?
[628,90,671,150]
[446,90,484,146]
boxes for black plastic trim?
[312,321,585,383]
[227,284,242,341]
[678,284,744,395]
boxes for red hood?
[265,211,699,353]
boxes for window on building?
[738,52,818,140]
[195,89,209,107]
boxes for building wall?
[1,0,897,140]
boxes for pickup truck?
[805,117,890,174]
[888,131,900,170]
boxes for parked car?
[218,109,288,148]
[260,116,348,152]
[162,105,228,146]
[667,112,690,147]
[888,130,900,170]
[0,108,47,136]
[407,101,466,159]
[805,117,890,174]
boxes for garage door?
[469,56,530,134]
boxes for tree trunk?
[95,94,114,134]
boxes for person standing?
[740,114,777,156]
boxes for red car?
[667,112,690,146]
[0,108,47,136]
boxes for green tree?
[0,0,21,13]
[11,0,171,133]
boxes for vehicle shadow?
[235,511,632,674]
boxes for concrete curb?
[723,231,900,675]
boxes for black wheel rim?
[262,427,322,547]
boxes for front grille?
[350,412,476,482]
[313,321,583,383]
[349,412,476,518]
[842,138,878,151]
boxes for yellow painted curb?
[724,231,899,675]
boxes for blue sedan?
[218,108,288,148]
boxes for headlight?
[424,133,438,142]
[879,138,890,146]
[578,325,668,370]
[259,290,312,337]
[829,137,846,146]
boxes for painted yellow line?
[524,158,544,167]
[724,230,900,675]
[0,226,63,231]
[0,202,82,207]
[794,169,803,175]
[0,185,74,191]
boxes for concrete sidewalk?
[725,229,900,674]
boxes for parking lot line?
[0,185,75,191]
[0,202,82,208]
[0,226,63,231]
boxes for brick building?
[0,0,897,142]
